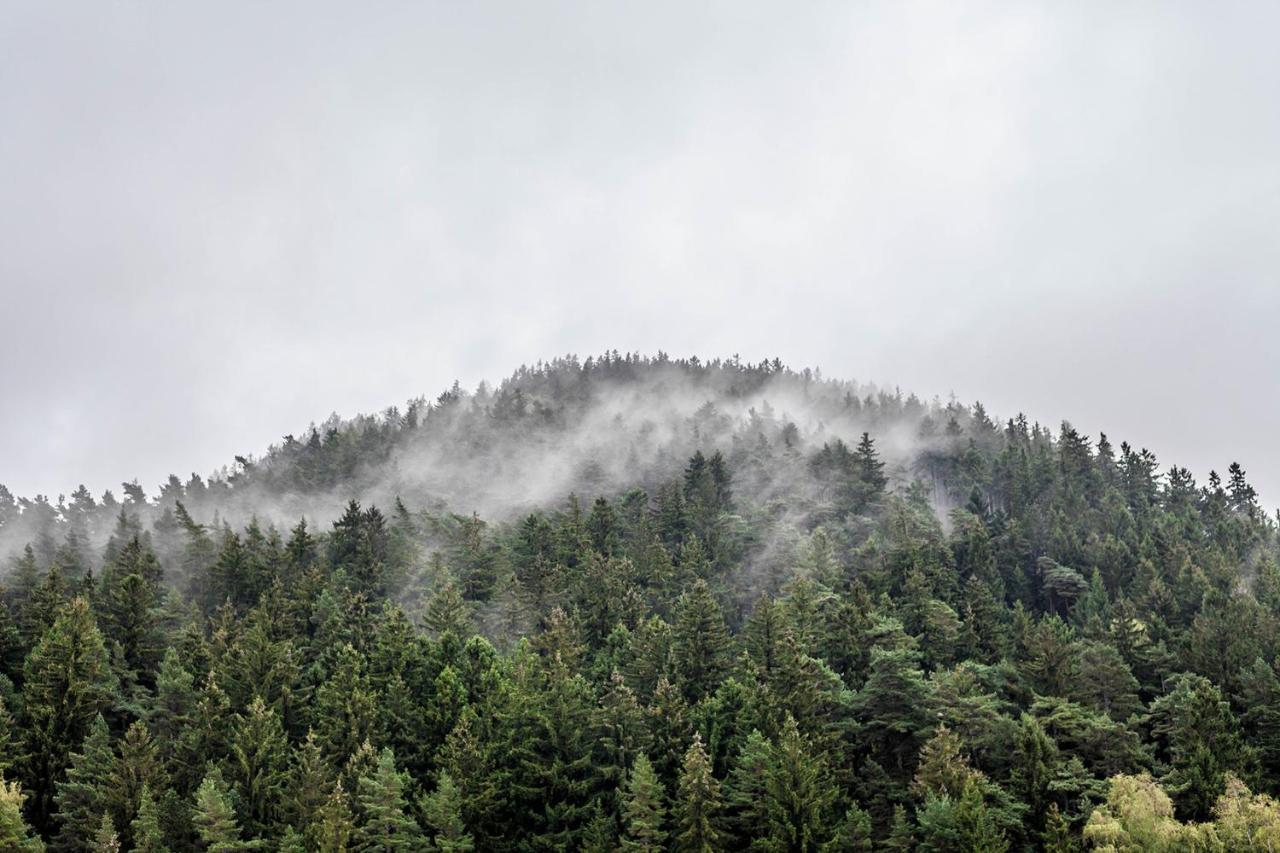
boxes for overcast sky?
[2,1,1278,508]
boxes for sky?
[2,1,1278,508]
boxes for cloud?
[1,1,1276,504]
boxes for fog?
[2,2,1278,508]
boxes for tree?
[1082,773,1198,851]
[228,697,289,836]
[723,729,772,846]
[351,748,423,851]
[620,754,668,852]
[671,580,731,704]
[24,598,117,827]
[314,781,355,853]
[91,814,119,853]
[420,772,473,853]
[193,768,261,852]
[106,721,162,849]
[130,786,169,853]
[96,536,166,685]
[0,777,44,852]
[761,715,835,853]
[51,714,114,851]
[852,641,933,777]
[1145,673,1254,820]
[674,735,722,853]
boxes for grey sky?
[2,2,1278,507]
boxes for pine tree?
[420,772,474,853]
[352,748,423,851]
[671,580,731,704]
[620,754,668,852]
[51,714,114,851]
[228,697,289,836]
[131,786,169,853]
[762,715,834,852]
[0,777,44,852]
[193,768,261,852]
[23,597,118,826]
[91,813,119,853]
[674,734,722,853]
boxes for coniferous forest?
[3,353,1280,852]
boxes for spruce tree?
[351,748,423,851]
[193,768,261,852]
[671,580,731,704]
[0,777,44,852]
[314,781,355,853]
[420,772,474,853]
[130,786,169,853]
[23,598,117,826]
[674,735,721,853]
[228,697,289,836]
[91,813,119,853]
[51,714,114,851]
[722,729,772,846]
[620,754,668,852]
[762,715,834,852]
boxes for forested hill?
[2,353,1279,851]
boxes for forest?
[2,352,1279,851]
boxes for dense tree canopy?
[1,353,1278,850]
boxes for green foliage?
[351,748,422,851]
[620,754,667,852]
[420,771,473,853]
[674,734,721,853]
[0,777,44,851]
[2,357,1280,851]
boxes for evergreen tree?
[351,748,422,851]
[0,777,44,852]
[51,715,114,852]
[620,754,667,852]
[193,769,261,852]
[671,580,731,704]
[674,735,722,853]
[228,697,289,836]
[24,598,117,828]
[130,786,169,853]
[90,814,119,853]
[420,772,473,853]
[762,715,835,852]
[314,781,355,853]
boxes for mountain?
[0,352,1277,850]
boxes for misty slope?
[3,352,1280,850]
[1,353,966,569]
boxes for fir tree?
[674,735,721,853]
[0,777,44,852]
[620,754,668,852]
[351,748,422,851]
[420,772,474,853]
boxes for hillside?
[1,352,1279,850]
